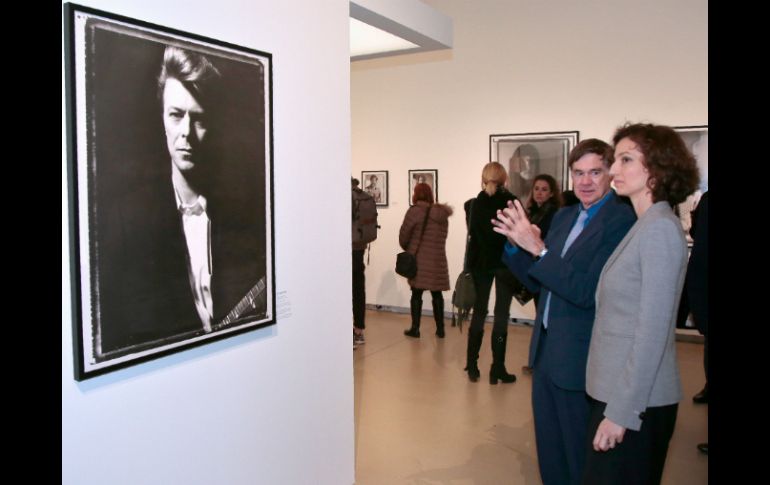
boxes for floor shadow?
[402,421,540,485]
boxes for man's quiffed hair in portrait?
[157,45,222,106]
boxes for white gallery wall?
[61,1,354,484]
[351,0,707,318]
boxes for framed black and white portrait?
[64,3,276,380]
[489,131,579,199]
[673,125,708,242]
[674,126,708,185]
[408,169,438,205]
[361,170,388,206]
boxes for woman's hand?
[592,417,626,452]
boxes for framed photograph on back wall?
[673,125,708,242]
[361,170,389,206]
[489,131,579,200]
[408,169,438,205]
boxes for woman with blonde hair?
[463,162,519,384]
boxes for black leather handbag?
[395,205,431,279]
[395,252,417,279]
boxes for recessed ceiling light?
[350,17,418,57]
[349,0,452,62]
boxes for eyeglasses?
[571,168,607,180]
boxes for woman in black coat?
[464,162,520,384]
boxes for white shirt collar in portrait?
[173,184,214,332]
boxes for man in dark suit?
[493,139,636,485]
[93,45,266,363]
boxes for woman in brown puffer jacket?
[399,183,453,338]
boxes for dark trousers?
[703,329,709,391]
[582,397,678,485]
[469,267,517,333]
[532,329,590,485]
[352,249,366,330]
[410,288,443,302]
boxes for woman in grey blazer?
[582,124,700,485]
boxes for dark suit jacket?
[502,191,636,390]
[686,191,708,334]
[93,161,266,362]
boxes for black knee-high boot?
[490,331,516,384]
[464,327,483,382]
[404,293,422,338]
[432,295,445,338]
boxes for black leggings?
[411,288,443,302]
[352,249,366,329]
[469,267,517,334]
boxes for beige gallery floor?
[353,310,708,485]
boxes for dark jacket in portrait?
[92,159,266,362]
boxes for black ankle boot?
[490,365,517,384]
[490,332,516,384]
[405,294,422,338]
[464,328,483,382]
[432,295,445,338]
[465,363,480,382]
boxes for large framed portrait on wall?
[673,125,708,242]
[489,131,579,200]
[64,3,276,380]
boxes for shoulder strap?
[462,199,475,272]
[413,204,432,256]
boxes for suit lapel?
[563,194,633,261]
[601,218,639,276]
[561,196,614,260]
[547,205,579,258]
[600,203,659,275]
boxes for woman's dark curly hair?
[613,123,700,205]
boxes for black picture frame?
[64,3,276,380]
[408,169,438,205]
[361,170,389,207]
[489,131,579,199]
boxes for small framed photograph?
[673,125,708,242]
[361,170,389,206]
[489,131,579,199]
[408,169,438,205]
